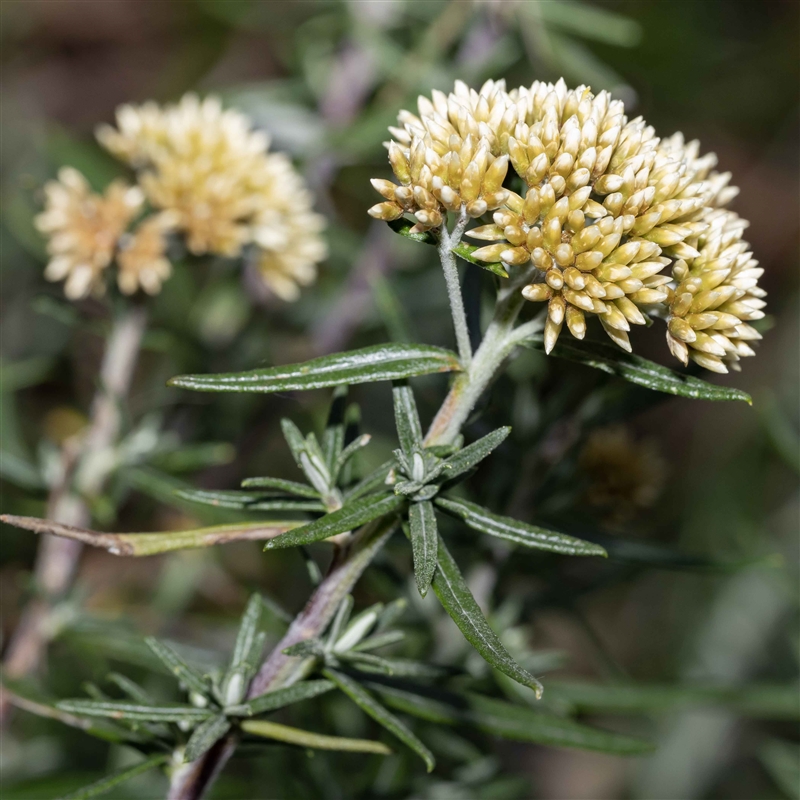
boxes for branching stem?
[167,242,542,800]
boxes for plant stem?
[0,304,147,723]
[166,246,538,800]
[438,210,473,368]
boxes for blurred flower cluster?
[371,79,765,372]
[37,94,326,302]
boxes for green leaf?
[106,674,153,705]
[240,477,320,498]
[241,718,392,755]
[435,497,607,557]
[230,594,263,674]
[227,680,335,717]
[432,535,543,697]
[175,488,325,513]
[57,754,169,800]
[387,218,508,277]
[538,0,642,47]
[0,514,304,556]
[352,630,406,652]
[524,335,752,404]
[265,494,405,550]
[280,418,308,464]
[345,460,395,502]
[408,501,438,597]
[370,682,653,755]
[546,681,800,719]
[323,668,435,772]
[56,699,212,723]
[337,651,397,676]
[333,434,372,482]
[439,427,510,484]
[168,343,462,393]
[144,637,208,697]
[393,382,423,454]
[326,595,355,648]
[322,386,348,474]
[184,713,231,762]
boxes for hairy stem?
[1,304,147,721]
[438,209,472,367]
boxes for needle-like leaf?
[408,501,438,597]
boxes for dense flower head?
[97,93,327,299]
[35,167,144,299]
[371,78,764,372]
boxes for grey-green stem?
[438,209,473,368]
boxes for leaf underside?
[167,343,462,394]
[524,335,752,404]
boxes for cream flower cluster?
[34,167,170,299]
[97,94,326,301]
[371,79,764,372]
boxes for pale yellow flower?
[35,167,143,299]
[371,79,765,369]
[97,94,326,299]
[117,212,177,296]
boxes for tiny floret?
[371,79,764,370]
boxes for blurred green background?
[1,1,798,798]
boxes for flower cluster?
[371,79,764,372]
[38,94,326,302]
[35,168,148,299]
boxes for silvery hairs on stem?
[369,78,765,374]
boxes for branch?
[0,515,303,557]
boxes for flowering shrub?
[2,80,777,800]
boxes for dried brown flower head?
[35,168,143,299]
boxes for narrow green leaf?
[322,386,348,473]
[338,651,397,675]
[227,680,335,717]
[435,497,607,557]
[334,603,383,652]
[323,668,435,772]
[345,460,395,502]
[57,754,169,800]
[265,494,405,550]
[439,427,510,484]
[326,595,355,648]
[280,418,307,465]
[371,683,653,755]
[352,630,406,652]
[387,218,508,277]
[106,673,152,705]
[175,488,325,512]
[281,640,324,658]
[230,594,263,673]
[524,335,752,404]
[56,699,212,723]
[409,501,438,597]
[333,434,372,482]
[241,718,392,754]
[0,514,304,556]
[760,739,800,800]
[240,477,320,498]
[392,382,423,455]
[432,535,543,697]
[144,638,208,697]
[184,714,231,762]
[167,343,462,394]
